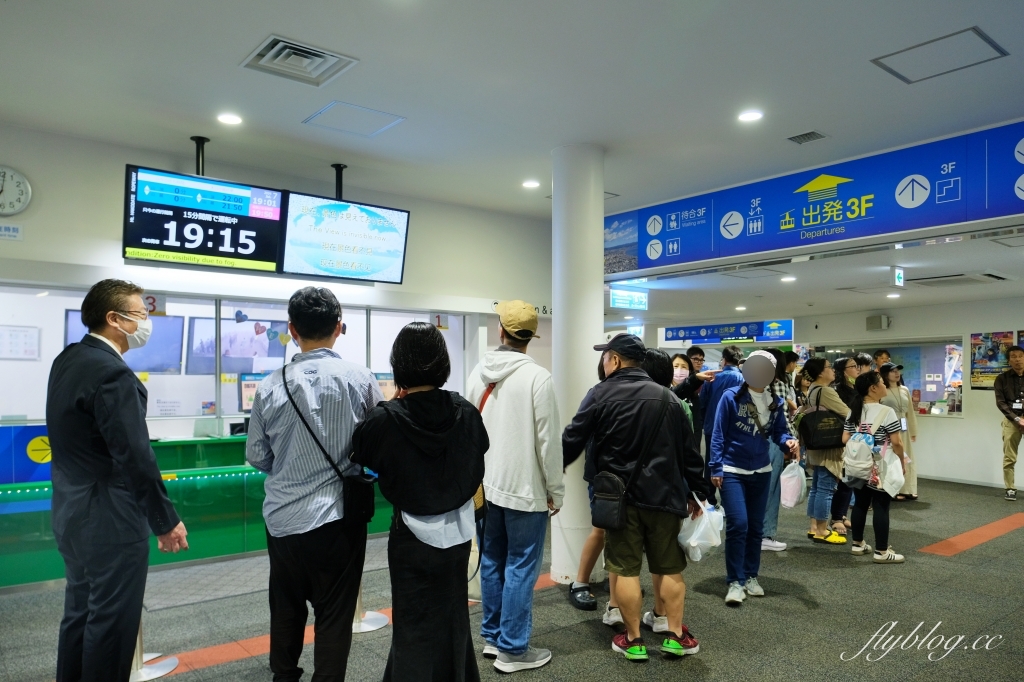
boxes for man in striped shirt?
[247,287,383,682]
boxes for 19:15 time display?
[161,221,256,254]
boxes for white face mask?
[116,313,153,349]
[673,368,689,383]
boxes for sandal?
[907,495,918,501]
[830,521,847,536]
[894,495,907,501]
[812,531,848,545]
[843,516,852,529]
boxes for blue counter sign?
[665,319,793,344]
[609,289,648,310]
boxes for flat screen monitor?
[64,310,184,374]
[280,192,410,284]
[185,317,290,375]
[123,165,284,272]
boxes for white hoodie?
[466,348,564,513]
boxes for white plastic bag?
[678,493,724,562]
[779,461,807,509]
[880,449,906,498]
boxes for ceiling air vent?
[242,35,358,87]
[906,270,1017,287]
[788,131,827,145]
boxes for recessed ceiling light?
[217,113,242,125]
[522,180,540,189]
[624,316,634,320]
[738,110,763,122]
[35,291,49,297]
[781,276,796,282]
[735,306,747,311]
[887,293,901,298]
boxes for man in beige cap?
[466,300,563,673]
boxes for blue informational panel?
[606,120,1024,272]
[665,319,793,344]
[0,425,51,485]
[609,289,648,310]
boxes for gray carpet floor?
[1,479,1021,681]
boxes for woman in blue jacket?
[710,351,798,606]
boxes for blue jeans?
[480,504,548,655]
[762,442,784,539]
[719,471,771,584]
[806,465,838,522]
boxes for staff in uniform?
[994,345,1024,502]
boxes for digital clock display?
[123,166,284,272]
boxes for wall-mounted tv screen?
[281,192,409,284]
[123,165,284,272]
[185,317,290,375]
[64,310,184,374]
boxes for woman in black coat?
[352,322,488,682]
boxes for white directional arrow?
[895,175,930,209]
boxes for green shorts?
[604,505,686,577]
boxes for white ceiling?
[2,1,1024,220]
[605,222,1024,330]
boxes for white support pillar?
[549,144,605,585]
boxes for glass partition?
[813,339,964,416]
[371,310,465,395]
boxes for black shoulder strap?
[625,387,672,493]
[281,362,347,483]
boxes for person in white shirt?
[466,300,563,673]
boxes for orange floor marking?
[153,572,560,676]
[919,513,1024,557]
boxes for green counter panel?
[0,466,393,590]
[151,435,249,470]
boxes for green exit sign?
[891,266,905,288]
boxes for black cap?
[594,333,647,361]
[879,361,904,372]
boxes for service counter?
[0,448,394,590]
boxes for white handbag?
[879,449,906,498]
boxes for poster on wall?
[1018,331,1024,347]
[970,332,1014,390]
[375,373,397,400]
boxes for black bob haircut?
[391,322,451,389]
[288,287,342,341]
[854,352,873,368]
[641,348,674,388]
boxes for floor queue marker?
[352,579,389,633]
[129,624,178,681]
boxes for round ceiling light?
[738,110,763,122]
[522,180,540,189]
[217,113,243,125]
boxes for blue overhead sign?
[665,319,793,345]
[609,288,648,310]
[605,119,1024,273]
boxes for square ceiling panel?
[872,27,1008,84]
[719,268,787,279]
[303,101,405,137]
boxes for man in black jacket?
[563,334,705,662]
[47,279,187,682]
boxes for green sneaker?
[612,632,648,661]
[661,626,700,657]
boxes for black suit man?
[46,279,188,682]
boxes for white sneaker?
[744,577,764,597]
[873,547,905,564]
[641,611,668,632]
[725,581,746,605]
[482,644,498,659]
[761,538,787,552]
[850,542,872,556]
[602,605,624,626]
